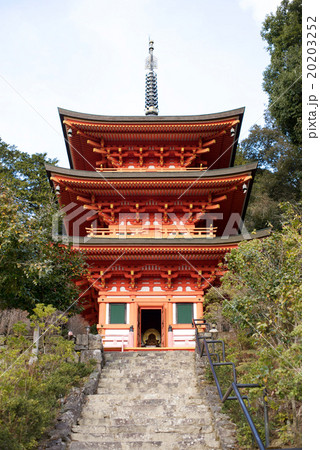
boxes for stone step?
[83,400,205,410]
[82,397,209,408]
[101,364,194,373]
[96,384,196,394]
[80,409,212,422]
[99,376,195,384]
[81,396,209,407]
[81,401,208,411]
[98,379,195,387]
[69,441,161,449]
[72,422,214,436]
[105,351,192,357]
[103,358,194,366]
[101,367,194,374]
[69,440,218,450]
[85,392,203,401]
[98,382,196,390]
[77,416,213,428]
[70,431,218,446]
[69,351,221,449]
[101,368,196,375]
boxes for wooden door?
[137,307,141,347]
[161,305,166,347]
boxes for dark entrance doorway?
[140,309,161,347]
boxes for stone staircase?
[69,351,221,449]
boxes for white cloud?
[238,0,282,24]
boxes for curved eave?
[46,162,258,235]
[45,162,257,182]
[65,229,271,250]
[59,107,245,169]
[59,106,245,124]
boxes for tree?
[0,181,87,313]
[205,204,302,446]
[236,113,301,231]
[222,203,301,343]
[0,305,94,449]
[239,0,302,231]
[0,138,58,214]
[261,0,302,146]
[0,139,87,314]
[240,114,301,198]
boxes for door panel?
[161,305,166,347]
[137,307,141,347]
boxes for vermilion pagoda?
[46,41,267,350]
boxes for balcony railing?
[85,225,217,239]
[95,166,207,172]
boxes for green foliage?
[236,0,302,231]
[90,323,98,335]
[222,203,301,345]
[0,141,92,446]
[0,138,58,214]
[0,305,94,449]
[204,204,302,447]
[240,117,301,201]
[261,0,302,146]
[236,116,301,231]
[0,166,87,313]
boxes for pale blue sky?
[0,0,281,167]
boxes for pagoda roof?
[63,229,270,260]
[66,229,269,247]
[46,161,256,181]
[59,106,245,124]
[59,107,245,171]
[46,162,257,237]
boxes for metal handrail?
[193,318,302,450]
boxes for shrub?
[0,306,94,449]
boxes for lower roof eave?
[45,162,258,181]
[64,229,270,248]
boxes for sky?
[2,0,318,441]
[0,0,282,167]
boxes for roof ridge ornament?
[145,38,159,116]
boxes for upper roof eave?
[45,162,258,181]
[58,107,245,124]
[58,107,245,169]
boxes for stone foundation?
[195,352,238,449]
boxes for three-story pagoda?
[46,41,268,350]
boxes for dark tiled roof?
[45,162,257,181]
[62,229,270,248]
[58,107,245,124]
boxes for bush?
[0,309,30,336]
[0,306,95,449]
[204,204,302,448]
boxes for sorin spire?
[145,39,159,116]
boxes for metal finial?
[145,38,159,116]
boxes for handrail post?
[263,388,270,448]
[232,382,265,450]
[203,338,223,400]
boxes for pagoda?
[46,40,268,350]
